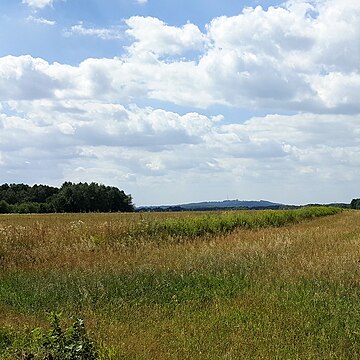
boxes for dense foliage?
[351,198,360,209]
[12,312,98,360]
[0,182,134,213]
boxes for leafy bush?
[27,312,97,360]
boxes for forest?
[0,182,134,213]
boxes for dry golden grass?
[1,209,353,275]
[1,209,360,359]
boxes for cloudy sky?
[0,0,359,206]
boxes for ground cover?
[1,207,359,359]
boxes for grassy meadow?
[1,207,360,358]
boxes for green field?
[1,207,360,359]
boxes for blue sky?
[0,0,359,205]
[0,0,284,64]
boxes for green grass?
[3,276,360,358]
[0,267,252,314]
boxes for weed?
[16,312,98,360]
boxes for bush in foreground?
[20,313,97,360]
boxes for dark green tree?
[350,198,360,209]
[0,182,134,213]
[0,200,10,214]
[50,182,134,213]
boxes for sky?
[0,0,359,206]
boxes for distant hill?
[179,199,283,210]
[137,199,285,212]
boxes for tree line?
[351,198,360,209]
[0,182,134,214]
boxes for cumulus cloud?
[4,0,360,112]
[125,16,206,56]
[0,56,59,100]
[199,0,360,110]
[122,1,360,111]
[1,100,360,203]
[6,100,213,148]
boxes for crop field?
[1,207,360,358]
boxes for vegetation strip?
[133,206,341,240]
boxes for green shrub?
[28,312,97,360]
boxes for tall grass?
[2,207,359,359]
[144,206,340,240]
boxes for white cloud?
[0,56,58,100]
[22,0,54,9]
[120,1,360,111]
[6,100,213,148]
[64,23,123,40]
[310,72,360,112]
[5,0,360,112]
[125,16,206,56]
[135,0,148,4]
[1,96,360,203]
[27,16,56,26]
[57,122,75,135]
